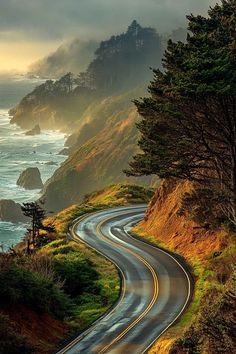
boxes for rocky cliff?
[133,179,235,354]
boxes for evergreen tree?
[21,201,55,251]
[126,1,236,223]
[84,21,162,93]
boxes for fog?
[0,0,218,72]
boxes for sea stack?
[0,199,28,223]
[17,167,43,190]
[25,124,41,136]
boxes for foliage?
[53,252,99,298]
[171,268,236,354]
[127,0,236,223]
[80,20,162,93]
[84,184,154,206]
[0,255,72,319]
[10,21,163,132]
[0,314,34,354]
[178,187,235,229]
[46,184,153,236]
[41,240,120,332]
[21,201,55,251]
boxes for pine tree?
[126,0,236,224]
[21,202,55,251]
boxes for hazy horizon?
[0,0,218,73]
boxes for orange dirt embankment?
[135,179,227,261]
[134,179,230,354]
[2,306,69,354]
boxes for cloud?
[0,0,218,41]
[0,0,218,72]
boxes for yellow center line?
[58,208,159,354]
[95,218,158,354]
[58,212,128,354]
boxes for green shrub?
[53,253,99,298]
[0,261,73,319]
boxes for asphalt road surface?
[57,205,191,354]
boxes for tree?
[21,201,55,251]
[82,21,162,93]
[126,0,236,223]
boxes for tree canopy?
[126,0,236,223]
[77,20,162,93]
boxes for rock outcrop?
[0,199,28,223]
[17,167,43,190]
[58,148,70,156]
[25,124,41,136]
[44,161,57,166]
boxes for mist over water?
[0,74,45,109]
[0,75,66,250]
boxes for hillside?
[41,89,157,212]
[9,79,100,131]
[0,184,152,354]
[133,180,236,353]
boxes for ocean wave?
[0,109,9,116]
[0,221,28,230]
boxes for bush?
[0,314,34,354]
[53,253,99,298]
[0,258,73,319]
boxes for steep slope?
[42,91,156,212]
[133,179,235,353]
[135,180,227,260]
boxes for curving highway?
[57,205,191,354]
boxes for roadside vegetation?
[140,229,236,354]
[126,1,236,352]
[0,184,152,354]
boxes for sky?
[0,0,218,73]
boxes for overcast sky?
[0,0,218,72]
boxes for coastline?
[0,109,67,250]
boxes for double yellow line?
[96,218,159,354]
[59,210,159,354]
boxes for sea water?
[0,75,66,250]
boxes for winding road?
[57,205,191,354]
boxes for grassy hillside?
[42,90,157,212]
[0,184,152,354]
[133,180,236,354]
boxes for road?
[57,205,191,354]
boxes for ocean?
[0,75,66,250]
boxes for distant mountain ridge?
[28,39,98,79]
